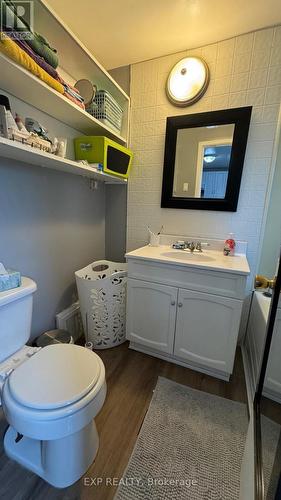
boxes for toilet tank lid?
[0,277,37,307]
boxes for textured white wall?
[127,27,281,292]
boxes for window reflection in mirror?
[161,107,252,211]
[173,124,235,199]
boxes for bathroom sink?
[160,251,215,262]
[126,241,250,275]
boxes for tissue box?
[0,269,21,292]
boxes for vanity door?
[126,278,178,354]
[174,288,242,376]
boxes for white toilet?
[0,277,107,488]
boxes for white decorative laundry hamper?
[75,260,127,349]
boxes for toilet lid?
[8,344,102,410]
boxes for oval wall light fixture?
[166,57,210,107]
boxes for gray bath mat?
[115,377,248,500]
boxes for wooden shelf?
[0,137,127,184]
[0,54,127,144]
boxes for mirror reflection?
[173,124,235,199]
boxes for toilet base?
[4,420,99,488]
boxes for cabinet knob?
[178,302,183,307]
[171,300,176,306]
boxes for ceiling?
[47,0,281,69]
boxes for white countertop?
[126,244,250,276]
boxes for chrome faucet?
[172,240,210,252]
[185,241,196,252]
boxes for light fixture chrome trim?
[166,56,210,107]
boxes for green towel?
[27,32,58,69]
[1,0,59,68]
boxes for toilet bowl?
[0,277,107,488]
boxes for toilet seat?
[2,344,106,441]
[9,344,101,410]
[0,345,40,403]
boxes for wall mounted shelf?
[0,54,127,144]
[0,137,127,184]
[0,0,130,182]
[0,0,130,144]
[34,0,129,108]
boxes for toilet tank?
[0,277,37,362]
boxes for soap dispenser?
[223,233,236,256]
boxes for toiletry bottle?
[15,113,29,133]
[223,233,236,256]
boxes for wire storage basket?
[92,90,123,133]
[75,260,127,349]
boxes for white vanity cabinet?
[126,246,249,381]
[127,279,177,354]
[173,289,242,374]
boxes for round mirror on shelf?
[166,57,210,107]
[75,79,97,106]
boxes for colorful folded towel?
[27,32,58,69]
[56,76,85,109]
[58,81,84,102]
[4,28,59,79]
[63,90,85,110]
[1,32,85,110]
[64,86,84,103]
[0,33,64,94]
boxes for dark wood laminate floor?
[0,342,247,500]
[261,396,281,425]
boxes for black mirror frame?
[161,106,252,212]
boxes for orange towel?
[0,33,64,95]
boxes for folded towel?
[1,32,85,110]
[27,32,58,69]
[0,33,64,94]
[61,85,84,103]
[55,76,85,108]
[63,90,85,110]
[2,0,59,68]
[4,28,59,79]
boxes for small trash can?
[36,329,74,348]
[75,260,127,349]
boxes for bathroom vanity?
[126,237,250,380]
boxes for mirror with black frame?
[161,107,252,212]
